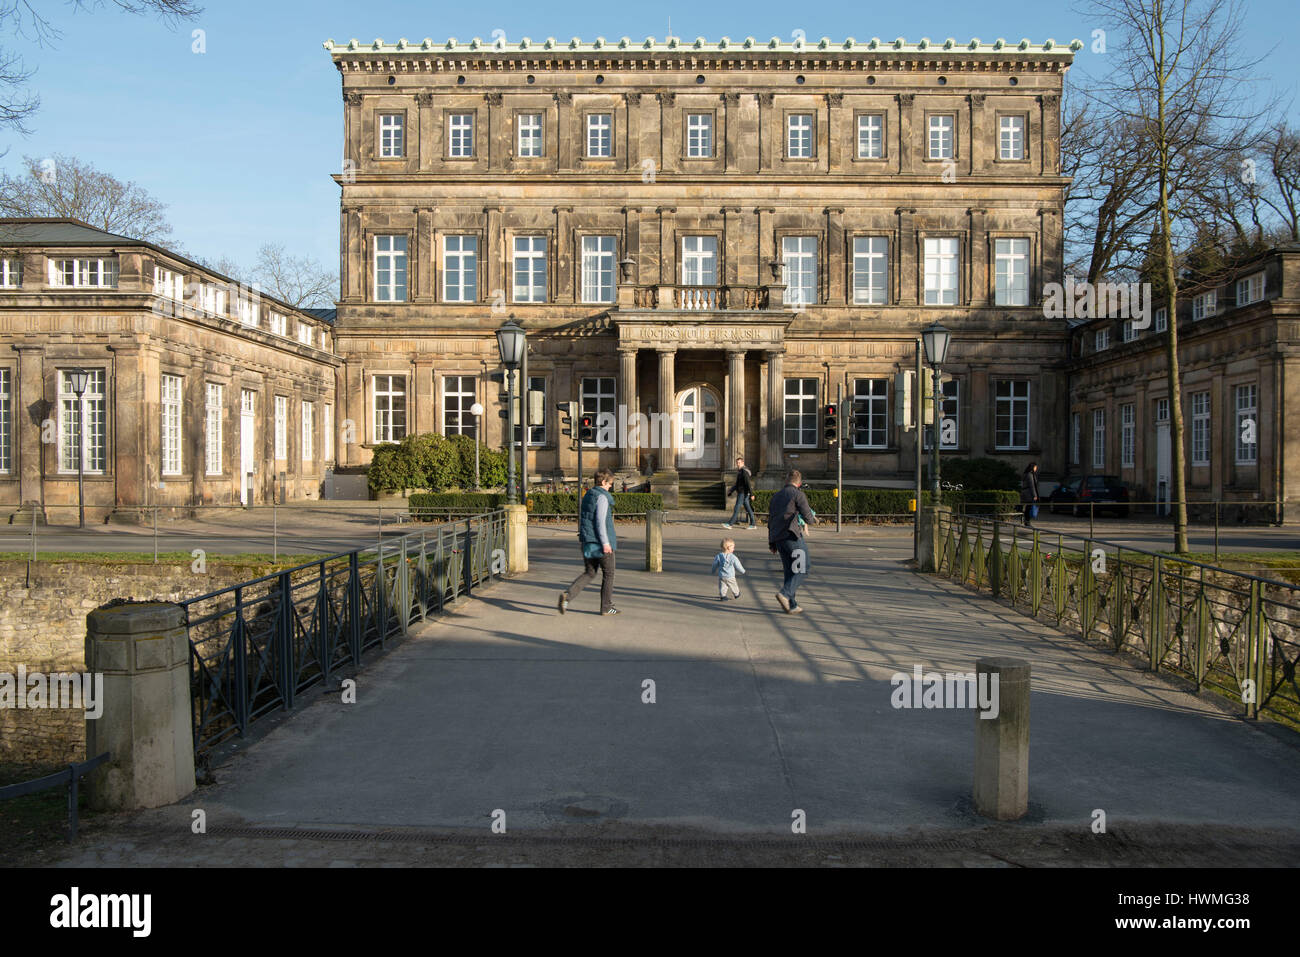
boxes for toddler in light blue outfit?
[711,537,746,601]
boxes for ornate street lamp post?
[920,322,952,504]
[67,369,91,529]
[495,319,526,504]
[470,401,484,491]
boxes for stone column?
[825,207,845,305]
[727,350,746,465]
[656,347,676,474]
[968,207,988,308]
[504,503,528,573]
[897,207,918,306]
[763,348,784,481]
[16,345,44,509]
[968,93,986,174]
[619,346,639,473]
[973,656,1031,821]
[555,92,573,170]
[554,205,574,303]
[416,92,434,169]
[484,205,502,303]
[85,601,195,810]
[897,93,915,174]
[415,206,434,301]
[344,90,363,171]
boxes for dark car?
[1048,475,1131,518]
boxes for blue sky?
[7,0,1294,271]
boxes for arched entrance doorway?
[675,385,721,469]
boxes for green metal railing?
[933,513,1300,730]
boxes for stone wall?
[0,560,282,765]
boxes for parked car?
[1047,475,1131,517]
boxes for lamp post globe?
[920,323,952,502]
[470,402,485,491]
[495,318,527,503]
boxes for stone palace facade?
[325,34,1081,496]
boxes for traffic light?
[557,400,575,438]
[579,412,595,443]
[824,403,838,444]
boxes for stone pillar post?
[619,347,639,474]
[85,602,195,810]
[16,345,45,509]
[645,508,664,571]
[917,504,951,572]
[727,349,746,466]
[504,503,528,573]
[973,656,1030,821]
[763,348,784,482]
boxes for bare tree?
[248,243,337,308]
[1083,0,1271,552]
[0,1,200,141]
[1256,122,1300,240]
[0,153,174,241]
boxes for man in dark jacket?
[558,468,619,615]
[1020,463,1040,527]
[723,456,756,529]
[767,469,817,614]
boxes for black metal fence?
[934,513,1300,730]
[181,511,507,760]
[0,752,110,840]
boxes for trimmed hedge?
[368,433,507,494]
[408,490,664,518]
[751,487,1019,516]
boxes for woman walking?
[1020,462,1040,528]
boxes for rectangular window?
[206,383,223,476]
[783,377,818,448]
[928,115,954,159]
[1122,319,1136,342]
[1191,391,1210,466]
[373,375,406,444]
[0,368,11,472]
[1154,307,1168,332]
[161,374,182,476]
[782,236,818,307]
[324,404,333,463]
[998,115,1025,160]
[198,282,226,315]
[0,257,21,287]
[443,375,476,436]
[1156,397,1170,423]
[681,235,719,286]
[448,113,475,157]
[924,378,960,450]
[586,113,612,157]
[443,235,478,302]
[1092,409,1106,470]
[581,377,616,447]
[852,236,889,305]
[995,380,1030,450]
[787,114,813,158]
[274,395,288,461]
[852,378,889,449]
[1235,383,1257,464]
[302,401,314,462]
[1095,328,1110,352]
[1192,290,1216,320]
[512,236,548,302]
[1236,272,1265,306]
[236,295,260,327]
[580,235,616,304]
[297,324,312,344]
[374,235,408,302]
[58,369,106,474]
[517,113,543,157]
[379,113,404,157]
[994,238,1029,306]
[153,266,183,301]
[923,237,958,306]
[51,257,119,288]
[856,113,883,159]
[269,312,287,336]
[1071,411,1081,465]
[1121,403,1135,469]
[686,113,713,157]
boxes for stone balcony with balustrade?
[621,282,787,313]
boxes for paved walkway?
[34,522,1300,866]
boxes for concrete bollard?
[917,504,951,572]
[646,509,664,572]
[85,601,195,810]
[505,503,528,574]
[973,656,1030,821]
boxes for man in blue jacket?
[767,469,817,614]
[558,468,619,616]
